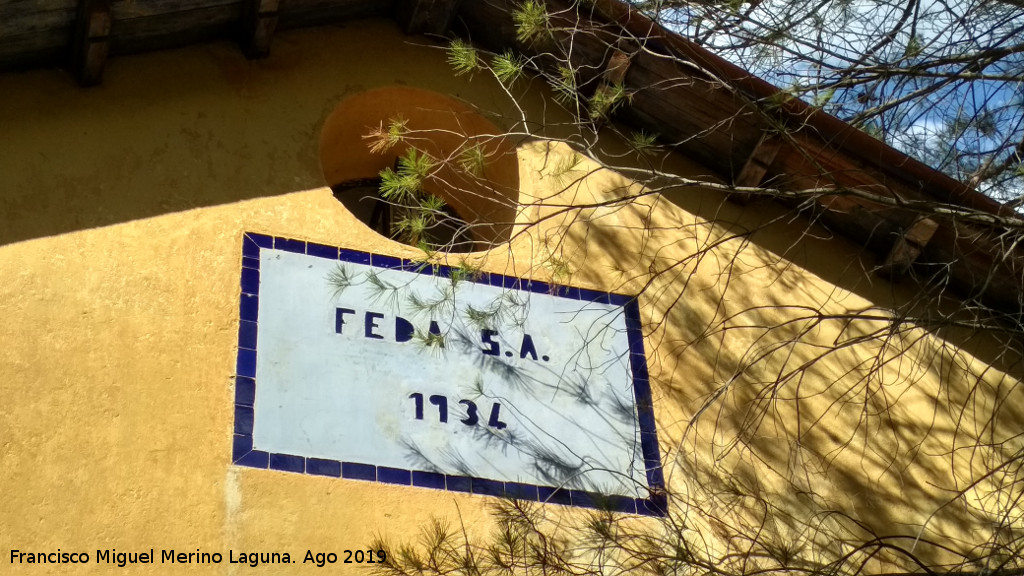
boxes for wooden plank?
[878,217,939,278]
[0,0,73,7]
[241,0,280,59]
[0,26,72,56]
[811,198,907,256]
[0,0,75,15]
[106,0,385,57]
[455,0,624,94]
[626,50,762,134]
[603,49,630,84]
[108,5,240,54]
[395,0,460,36]
[735,135,781,187]
[920,221,1024,314]
[727,134,782,204]
[0,28,70,71]
[770,133,1024,313]
[110,0,236,19]
[771,132,923,201]
[277,0,392,30]
[619,49,765,177]
[71,0,111,86]
[0,6,76,36]
[450,0,514,49]
[460,0,760,164]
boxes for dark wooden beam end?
[729,134,782,204]
[604,49,631,85]
[395,0,461,36]
[879,217,940,278]
[71,0,111,86]
[241,0,280,59]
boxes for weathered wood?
[104,0,384,57]
[277,0,391,30]
[455,0,631,95]
[603,49,630,84]
[727,134,782,204]
[921,221,1024,314]
[395,0,459,36]
[450,0,514,48]
[878,217,939,278]
[735,135,780,187]
[241,0,279,58]
[109,0,235,19]
[621,49,764,174]
[0,29,70,70]
[0,0,76,10]
[0,5,76,35]
[108,5,239,54]
[110,0,237,19]
[774,133,1024,310]
[71,0,111,86]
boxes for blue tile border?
[245,232,273,248]
[307,458,342,477]
[307,242,339,260]
[242,237,261,259]
[472,477,505,497]
[231,232,666,516]
[338,250,371,265]
[233,406,254,435]
[370,254,402,269]
[238,321,258,351]
[232,434,252,456]
[446,475,472,493]
[270,453,305,473]
[342,461,377,481]
[379,467,412,485]
[235,348,256,378]
[240,268,259,296]
[506,482,539,500]
[235,377,256,406]
[236,449,269,469]
[412,471,446,489]
[538,486,573,506]
[239,294,259,322]
[274,236,306,254]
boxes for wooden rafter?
[587,48,633,121]
[241,0,280,59]
[728,134,782,203]
[878,217,940,278]
[71,0,111,86]
[735,134,781,187]
[604,49,631,84]
[396,0,462,36]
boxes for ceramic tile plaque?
[233,233,665,515]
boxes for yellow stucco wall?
[1,17,1021,575]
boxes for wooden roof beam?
[396,0,462,36]
[71,0,111,86]
[604,49,631,84]
[878,217,939,278]
[587,48,632,123]
[241,0,280,59]
[728,134,781,204]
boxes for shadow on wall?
[0,22,523,248]
[0,48,322,246]
[521,143,1024,571]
